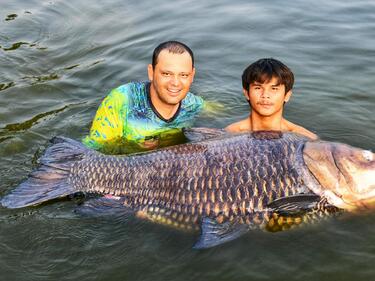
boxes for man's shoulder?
[106,81,147,103]
[182,92,205,111]
[112,81,146,95]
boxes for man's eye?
[162,72,171,76]
[181,74,189,78]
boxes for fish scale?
[67,133,319,228]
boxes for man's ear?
[284,90,292,103]
[243,88,250,101]
[147,64,154,81]
[191,67,196,82]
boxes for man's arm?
[82,89,128,150]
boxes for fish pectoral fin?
[182,127,227,142]
[267,194,321,216]
[193,217,249,249]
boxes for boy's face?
[244,76,292,117]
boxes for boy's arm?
[293,125,318,140]
[82,89,128,150]
[225,121,241,133]
[284,120,319,140]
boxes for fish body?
[73,132,330,232]
[2,130,374,248]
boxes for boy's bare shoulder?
[225,118,251,133]
[283,119,318,140]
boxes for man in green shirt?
[83,41,205,154]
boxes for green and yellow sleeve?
[82,89,128,150]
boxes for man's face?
[244,76,292,117]
[148,50,195,106]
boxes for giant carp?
[1,129,375,248]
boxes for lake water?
[1,0,375,280]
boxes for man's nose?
[170,75,180,86]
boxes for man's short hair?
[242,58,294,93]
[152,41,194,69]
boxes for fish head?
[303,141,375,211]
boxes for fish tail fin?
[1,136,89,209]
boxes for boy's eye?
[272,87,279,91]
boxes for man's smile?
[167,88,182,95]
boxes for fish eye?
[362,150,373,161]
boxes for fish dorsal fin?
[183,127,227,142]
[267,194,321,215]
[193,217,249,249]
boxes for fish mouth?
[344,185,375,210]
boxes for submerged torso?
[82,82,205,154]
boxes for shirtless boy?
[225,58,317,140]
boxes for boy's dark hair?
[152,41,194,69]
[242,58,294,93]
